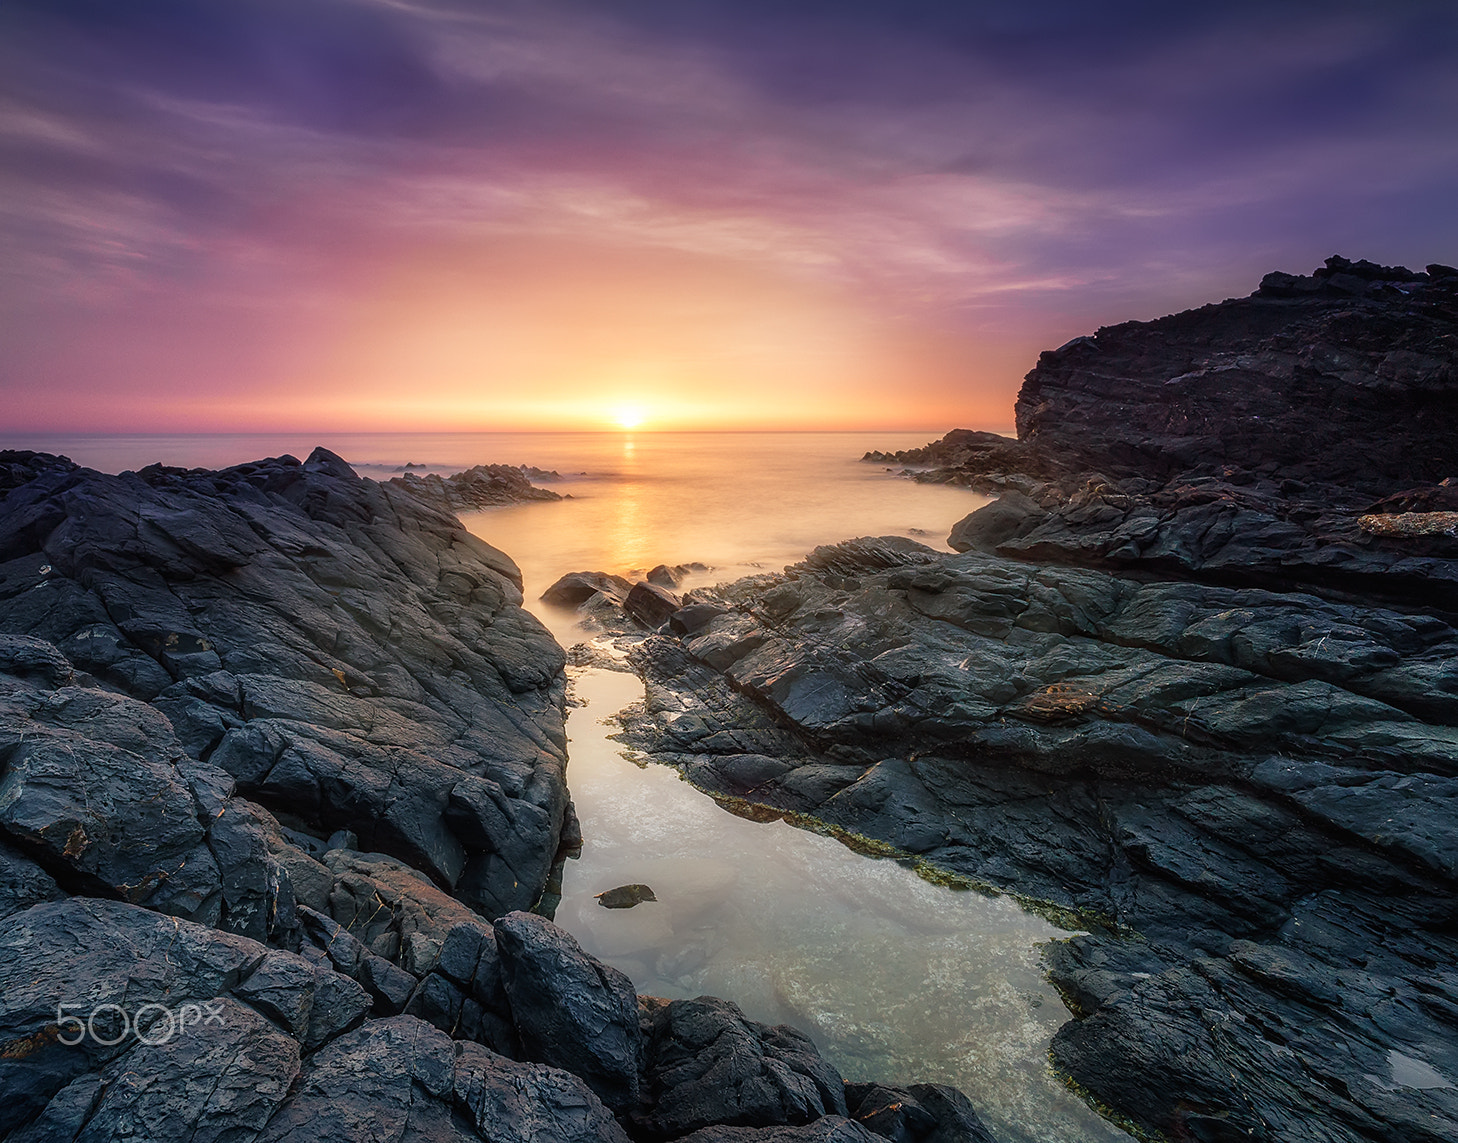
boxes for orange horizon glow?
[1,234,1040,436]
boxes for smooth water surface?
[458,432,983,628]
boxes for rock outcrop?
[390,464,563,513]
[543,566,708,635]
[0,448,569,918]
[619,259,1458,1143]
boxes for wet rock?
[390,464,562,513]
[542,571,635,608]
[493,910,643,1114]
[595,883,657,908]
[0,448,568,918]
[634,995,847,1140]
[844,1082,997,1143]
[626,582,682,628]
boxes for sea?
[8,430,1130,1143]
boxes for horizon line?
[2,426,1015,438]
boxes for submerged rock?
[595,883,657,908]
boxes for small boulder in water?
[542,570,634,608]
[646,562,709,588]
[595,884,657,909]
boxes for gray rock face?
[622,261,1458,1143]
[0,448,567,918]
[494,910,643,1114]
[0,898,347,1136]
[453,1040,633,1143]
[0,904,626,1143]
[634,996,848,1140]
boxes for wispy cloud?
[2,0,1456,428]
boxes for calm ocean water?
[7,430,1128,1142]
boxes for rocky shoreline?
[389,463,564,513]
[607,258,1458,1142]
[0,449,986,1143]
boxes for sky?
[2,0,1456,433]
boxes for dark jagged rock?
[1015,254,1457,493]
[0,838,63,920]
[452,1040,632,1143]
[881,258,1458,607]
[494,910,643,1114]
[259,1015,628,1143]
[619,261,1458,1143]
[634,995,848,1141]
[389,464,562,513]
[626,581,683,628]
[0,448,568,918]
[0,898,353,1136]
[844,1082,997,1143]
[677,1119,881,1143]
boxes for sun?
[612,403,646,430]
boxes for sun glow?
[612,403,647,430]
